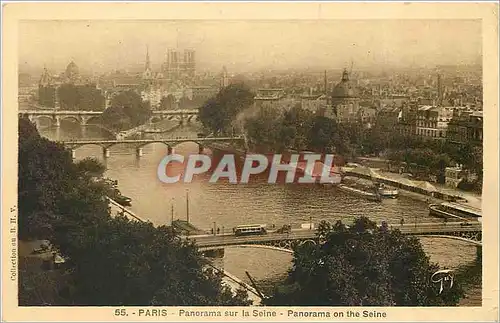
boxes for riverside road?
[189,221,482,248]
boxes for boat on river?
[338,184,382,202]
[429,202,482,221]
[376,183,399,199]
[114,194,132,207]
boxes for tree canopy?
[57,84,105,111]
[101,90,152,131]
[265,217,465,306]
[18,117,250,306]
[198,83,254,135]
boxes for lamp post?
[213,221,216,236]
[186,189,190,223]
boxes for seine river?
[38,121,481,306]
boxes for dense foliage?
[245,106,356,155]
[18,117,250,306]
[265,217,465,306]
[198,83,255,135]
[57,84,106,111]
[244,106,482,185]
[101,90,152,131]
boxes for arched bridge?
[19,110,103,126]
[193,221,482,254]
[62,136,246,158]
[18,109,199,126]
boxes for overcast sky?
[19,19,482,74]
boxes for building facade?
[415,105,454,140]
[329,69,361,123]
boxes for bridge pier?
[198,144,204,154]
[167,146,174,155]
[71,149,76,159]
[54,116,61,128]
[80,116,91,126]
[103,147,110,158]
[136,147,143,157]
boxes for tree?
[57,217,251,306]
[101,90,152,131]
[244,108,284,151]
[307,116,338,153]
[18,118,250,306]
[198,84,254,135]
[280,105,313,151]
[266,217,464,306]
[18,118,77,240]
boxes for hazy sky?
[19,20,482,74]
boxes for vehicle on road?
[234,224,267,236]
[277,224,292,234]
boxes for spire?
[145,45,151,71]
[341,68,349,82]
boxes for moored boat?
[338,184,382,202]
[114,194,132,207]
[376,183,399,198]
[429,202,481,221]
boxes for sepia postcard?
[2,1,499,322]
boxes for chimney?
[324,70,327,95]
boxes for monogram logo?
[431,269,454,294]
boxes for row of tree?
[100,90,152,132]
[198,83,255,136]
[18,117,250,306]
[57,84,106,111]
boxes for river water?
[38,121,481,305]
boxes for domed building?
[64,61,80,84]
[329,69,361,122]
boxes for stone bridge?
[62,136,247,158]
[193,221,482,255]
[18,109,199,127]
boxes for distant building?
[447,110,483,146]
[221,66,230,88]
[329,69,361,123]
[254,88,287,111]
[397,102,418,136]
[161,48,196,79]
[301,93,328,114]
[416,105,454,140]
[38,67,56,108]
[37,61,105,110]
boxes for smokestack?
[437,73,443,106]
[324,70,327,94]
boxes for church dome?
[65,61,79,79]
[331,69,358,98]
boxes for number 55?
[115,309,127,316]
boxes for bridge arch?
[70,143,107,150]
[136,140,203,150]
[85,116,102,125]
[58,115,82,124]
[29,114,55,124]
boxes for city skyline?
[19,19,482,75]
